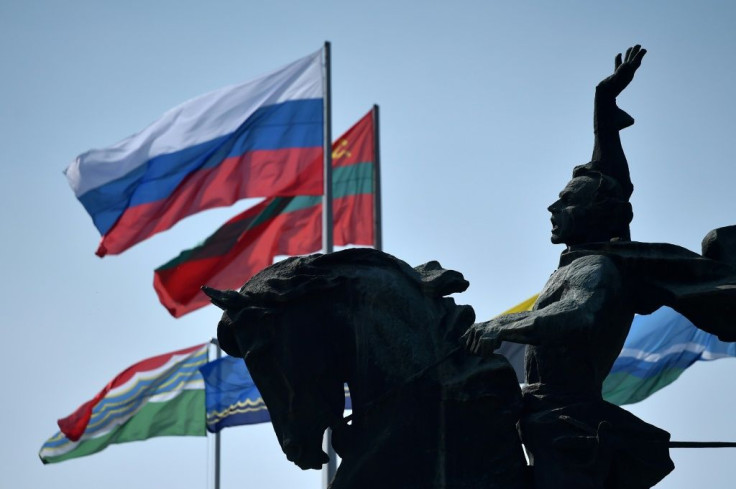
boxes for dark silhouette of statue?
[204,248,529,489]
[465,45,736,489]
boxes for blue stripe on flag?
[200,356,265,433]
[610,306,736,377]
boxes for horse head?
[203,248,475,471]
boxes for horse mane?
[240,247,469,304]
[217,248,470,357]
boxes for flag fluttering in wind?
[603,306,736,405]
[39,344,208,464]
[154,110,376,317]
[65,50,324,257]
[497,296,736,404]
[200,355,269,432]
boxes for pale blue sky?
[2,1,736,488]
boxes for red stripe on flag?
[331,111,373,168]
[154,203,322,317]
[97,147,323,256]
[334,193,373,246]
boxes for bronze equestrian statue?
[205,46,736,489]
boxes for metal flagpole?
[321,41,337,489]
[210,338,222,489]
[669,441,736,448]
[371,104,382,252]
[322,41,334,255]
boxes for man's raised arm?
[587,45,646,198]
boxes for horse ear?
[414,261,469,297]
[202,286,249,311]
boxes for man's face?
[548,176,599,245]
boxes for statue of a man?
[464,45,736,489]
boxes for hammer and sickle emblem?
[332,139,352,160]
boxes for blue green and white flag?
[603,306,736,405]
[39,344,208,464]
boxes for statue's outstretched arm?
[464,296,599,357]
[464,258,625,357]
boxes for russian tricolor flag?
[65,50,324,257]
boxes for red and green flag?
[39,344,208,464]
[154,110,376,317]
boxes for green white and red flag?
[153,110,376,317]
[39,344,208,464]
